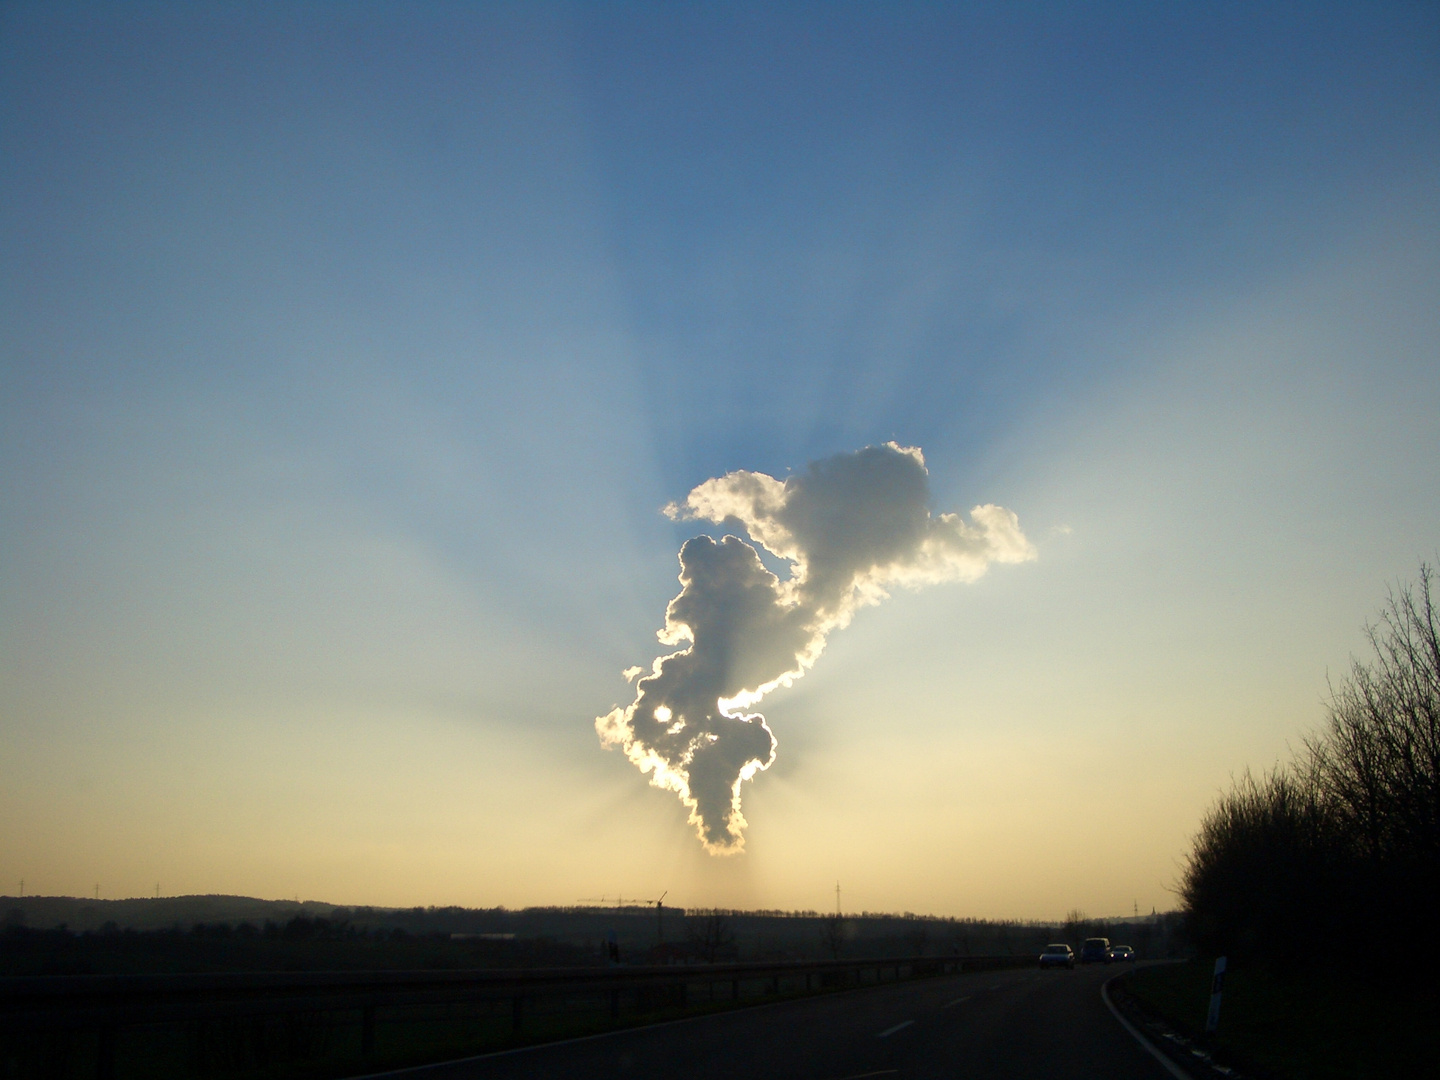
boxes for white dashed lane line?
[876,1021,915,1038]
[943,996,971,1008]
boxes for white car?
[1038,943,1075,969]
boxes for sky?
[1,2,1437,921]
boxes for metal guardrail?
[0,953,1033,1078]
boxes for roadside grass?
[1123,959,1436,1080]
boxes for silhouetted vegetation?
[1122,957,1436,1080]
[819,914,845,958]
[1182,563,1439,975]
[0,899,1183,976]
[685,909,737,962]
[0,917,596,976]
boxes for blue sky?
[2,2,1437,916]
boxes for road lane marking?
[1101,973,1191,1080]
[830,1073,898,1079]
[876,1020,914,1038]
[943,995,971,1008]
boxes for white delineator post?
[1205,956,1227,1033]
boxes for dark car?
[1079,937,1111,964]
[1108,945,1135,962]
[1038,943,1075,969]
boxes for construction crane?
[577,892,669,944]
[644,891,668,944]
[576,895,644,908]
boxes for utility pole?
[835,881,841,916]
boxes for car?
[1038,943,1075,969]
[1108,945,1135,962]
[1079,937,1112,964]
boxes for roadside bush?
[1182,564,1440,975]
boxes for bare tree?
[1183,563,1440,969]
[903,922,929,956]
[686,909,735,963]
[948,921,974,956]
[819,914,845,959]
[1309,563,1440,870]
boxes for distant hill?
[1,895,1185,965]
[1,895,336,933]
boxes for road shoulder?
[1103,967,1254,1080]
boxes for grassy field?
[1122,958,1436,1080]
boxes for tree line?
[1182,564,1439,974]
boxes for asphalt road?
[363,963,1176,1080]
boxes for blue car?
[1038,944,1075,969]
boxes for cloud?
[596,442,1035,853]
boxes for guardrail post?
[512,996,523,1034]
[361,1004,376,1058]
[609,988,620,1019]
[731,979,739,1000]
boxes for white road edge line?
[943,995,971,1008]
[1101,973,1194,1080]
[876,1020,915,1038]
